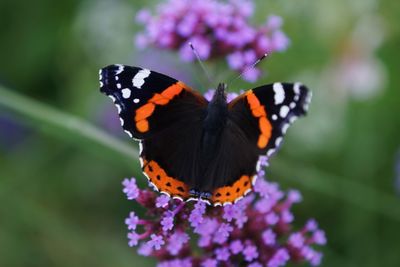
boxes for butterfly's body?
[100,64,311,206]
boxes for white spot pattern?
[121,88,131,99]
[282,123,290,134]
[133,69,151,88]
[133,98,140,103]
[272,114,278,121]
[115,64,124,75]
[275,137,283,147]
[273,83,285,105]
[279,105,290,118]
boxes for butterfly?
[99,64,311,206]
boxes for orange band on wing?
[245,90,272,149]
[134,82,186,133]
[143,159,190,199]
[211,175,253,204]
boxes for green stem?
[0,85,138,159]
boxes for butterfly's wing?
[206,83,311,205]
[228,82,311,156]
[100,65,208,200]
[100,64,207,139]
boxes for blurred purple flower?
[122,178,139,200]
[125,211,139,230]
[135,0,289,82]
[122,171,326,266]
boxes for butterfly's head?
[214,83,227,102]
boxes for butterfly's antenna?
[189,42,214,85]
[228,53,269,85]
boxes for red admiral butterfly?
[99,64,311,206]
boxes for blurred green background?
[1,0,400,266]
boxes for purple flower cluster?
[122,158,326,266]
[135,0,289,82]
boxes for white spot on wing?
[187,197,198,203]
[133,98,140,104]
[99,81,104,87]
[115,64,124,75]
[173,196,183,201]
[133,69,151,88]
[280,105,290,118]
[289,102,296,109]
[119,118,124,126]
[115,104,121,114]
[282,123,290,134]
[117,83,121,89]
[275,137,283,147]
[272,114,278,121]
[108,95,116,102]
[121,88,131,99]
[251,175,257,186]
[294,82,301,95]
[256,160,261,172]
[273,83,285,105]
[138,142,143,154]
[267,149,275,157]
[161,191,171,197]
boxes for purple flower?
[213,223,233,244]
[125,211,139,230]
[156,195,170,208]
[135,0,290,82]
[148,234,165,250]
[167,231,189,255]
[127,231,139,247]
[266,15,283,30]
[229,240,243,254]
[268,248,290,267]
[215,247,230,261]
[138,242,153,256]
[262,229,276,245]
[265,212,279,225]
[312,230,327,245]
[288,232,305,248]
[305,219,319,231]
[122,178,139,200]
[243,244,259,262]
[122,159,325,266]
[227,51,244,70]
[281,210,294,223]
[287,190,303,203]
[161,211,174,232]
[190,201,206,228]
[302,247,323,266]
[201,258,217,267]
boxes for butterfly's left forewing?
[100,64,207,140]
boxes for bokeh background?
[1,0,400,266]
